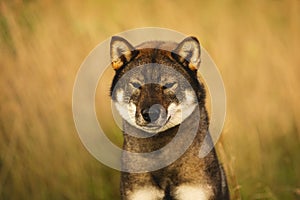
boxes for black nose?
[141,106,161,123]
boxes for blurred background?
[0,0,299,199]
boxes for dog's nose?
[141,106,161,123]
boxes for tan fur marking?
[112,60,124,70]
[188,63,198,71]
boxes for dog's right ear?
[110,36,137,70]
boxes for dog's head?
[110,36,205,133]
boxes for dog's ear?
[172,36,201,71]
[110,36,137,70]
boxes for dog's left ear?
[110,36,137,70]
[172,36,201,71]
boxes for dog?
[110,35,229,200]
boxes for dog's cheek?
[128,102,137,122]
[116,89,124,103]
[167,103,178,117]
[184,90,197,105]
[167,103,183,126]
[180,90,197,120]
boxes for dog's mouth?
[140,116,171,129]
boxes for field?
[0,0,299,199]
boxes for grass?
[0,0,299,199]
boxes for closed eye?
[130,82,142,89]
[162,82,177,89]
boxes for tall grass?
[0,0,299,199]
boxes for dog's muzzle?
[141,105,161,123]
[138,104,168,127]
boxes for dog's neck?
[122,106,209,153]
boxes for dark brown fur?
[110,36,229,200]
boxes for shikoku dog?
[110,35,229,200]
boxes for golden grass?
[0,0,299,199]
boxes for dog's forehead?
[136,48,174,64]
[125,64,181,83]
[114,47,199,87]
[136,41,177,51]
[119,47,175,72]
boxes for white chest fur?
[174,185,212,200]
[128,185,212,200]
[129,187,164,200]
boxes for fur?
[110,36,229,200]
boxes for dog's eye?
[163,82,176,89]
[130,82,142,89]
